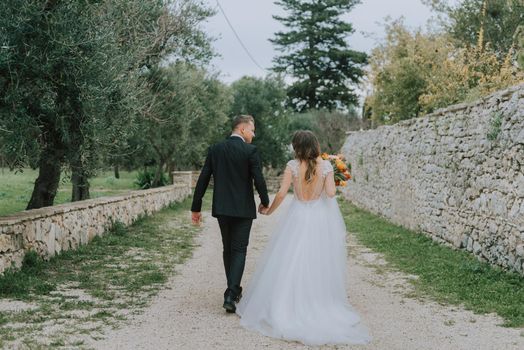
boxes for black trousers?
[216,215,253,297]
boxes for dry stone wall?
[0,181,191,274]
[341,83,524,275]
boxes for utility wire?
[215,0,267,72]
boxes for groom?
[191,115,270,313]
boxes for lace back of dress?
[291,160,326,202]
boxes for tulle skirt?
[236,195,372,346]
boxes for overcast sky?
[203,0,439,84]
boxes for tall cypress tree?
[271,0,367,112]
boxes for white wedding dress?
[236,159,372,346]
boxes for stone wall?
[340,83,524,275]
[181,170,282,193]
[0,179,191,274]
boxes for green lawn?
[339,198,524,328]
[0,168,139,217]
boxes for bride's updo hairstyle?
[291,130,321,184]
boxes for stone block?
[467,237,473,252]
[473,240,482,254]
[516,244,524,258]
[0,234,21,253]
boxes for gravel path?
[89,195,524,350]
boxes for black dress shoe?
[235,286,243,303]
[223,290,236,313]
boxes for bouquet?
[321,153,351,187]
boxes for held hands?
[258,203,270,215]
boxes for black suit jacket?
[191,136,270,219]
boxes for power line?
[215,0,267,72]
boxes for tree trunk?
[66,85,91,202]
[166,159,175,184]
[26,149,62,210]
[114,165,120,179]
[152,160,166,188]
[71,163,90,202]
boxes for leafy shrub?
[134,169,168,189]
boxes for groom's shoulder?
[244,143,259,157]
[213,137,257,154]
[227,137,256,150]
[211,138,230,149]
[211,138,252,150]
[235,141,257,155]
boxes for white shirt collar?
[230,133,245,142]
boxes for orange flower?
[321,152,329,160]
[336,162,346,171]
[344,172,350,180]
[340,180,347,187]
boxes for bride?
[235,130,372,346]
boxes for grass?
[0,168,139,217]
[487,111,503,141]
[339,198,524,328]
[0,193,209,348]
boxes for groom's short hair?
[232,115,254,130]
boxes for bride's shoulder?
[285,159,298,175]
[286,159,298,167]
[321,159,333,176]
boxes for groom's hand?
[191,211,202,226]
[258,203,269,215]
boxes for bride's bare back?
[291,158,336,201]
